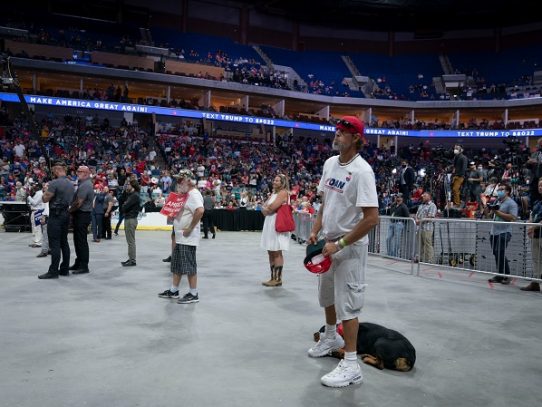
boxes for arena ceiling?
[233,0,542,32]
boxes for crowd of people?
[5,19,539,102]
[2,110,542,293]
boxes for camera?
[503,136,521,150]
[487,201,500,211]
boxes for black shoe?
[203,236,209,239]
[501,277,511,285]
[38,272,58,279]
[36,252,48,258]
[72,269,89,275]
[69,264,80,271]
[121,260,136,267]
[177,292,199,304]
[212,233,216,239]
[488,276,504,283]
[59,271,70,276]
[114,231,119,236]
[162,256,171,263]
[158,289,179,299]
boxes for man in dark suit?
[398,160,415,205]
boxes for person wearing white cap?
[158,170,204,304]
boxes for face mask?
[454,149,459,154]
[478,167,482,171]
[401,164,406,168]
[497,191,505,199]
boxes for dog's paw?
[361,354,384,370]
[394,358,412,372]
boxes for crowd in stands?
[1,108,542,230]
[6,18,540,102]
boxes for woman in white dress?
[260,174,291,287]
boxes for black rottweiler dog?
[313,322,416,372]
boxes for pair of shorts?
[171,244,197,275]
[318,243,368,321]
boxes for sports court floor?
[1,230,540,407]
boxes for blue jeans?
[386,221,404,257]
[92,212,104,241]
[490,232,512,276]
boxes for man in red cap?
[307,115,379,388]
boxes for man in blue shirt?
[486,184,518,285]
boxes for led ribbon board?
[1,92,540,137]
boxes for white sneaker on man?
[321,360,363,388]
[307,335,345,357]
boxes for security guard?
[38,161,75,279]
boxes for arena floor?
[0,230,541,407]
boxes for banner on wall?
[1,92,541,138]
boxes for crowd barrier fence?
[291,213,542,283]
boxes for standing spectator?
[260,174,291,287]
[415,192,437,263]
[15,181,26,202]
[114,186,127,236]
[398,160,415,205]
[158,170,204,303]
[486,184,518,285]
[121,179,141,267]
[466,161,483,206]
[69,166,94,275]
[451,145,468,207]
[202,189,216,239]
[523,178,542,291]
[307,116,379,388]
[386,194,410,258]
[527,138,542,205]
[36,183,50,258]
[91,187,106,242]
[38,162,74,280]
[27,183,44,248]
[501,162,514,183]
[102,187,114,240]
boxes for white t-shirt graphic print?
[317,155,378,244]
[173,188,204,246]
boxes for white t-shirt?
[173,188,204,246]
[317,155,378,244]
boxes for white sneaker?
[307,335,345,357]
[321,360,363,388]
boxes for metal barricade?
[368,216,417,273]
[292,211,314,244]
[417,218,542,283]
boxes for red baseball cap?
[304,239,332,274]
[336,116,364,136]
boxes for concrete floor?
[0,230,541,407]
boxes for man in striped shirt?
[415,192,437,262]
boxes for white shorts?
[318,243,368,321]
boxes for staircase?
[252,45,273,69]
[272,64,307,91]
[341,55,373,97]
[342,55,361,77]
[439,53,453,75]
[252,45,307,91]
[433,77,446,94]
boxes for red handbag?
[275,203,295,233]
